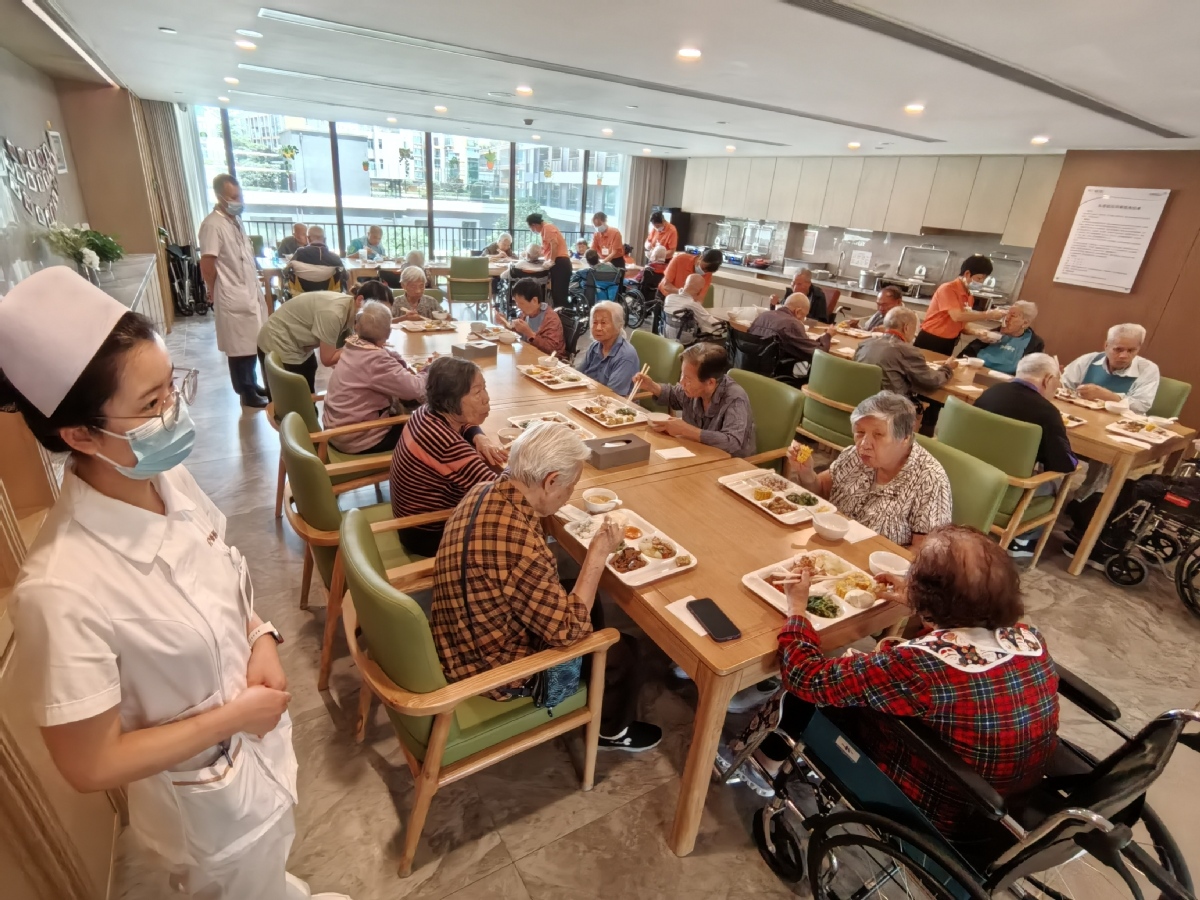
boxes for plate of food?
[476,325,515,342]
[505,410,595,439]
[517,364,591,391]
[398,318,459,333]
[563,509,696,587]
[742,550,886,629]
[402,355,435,373]
[1106,417,1174,444]
[1055,388,1106,410]
[834,325,874,339]
[567,395,649,428]
[717,469,836,525]
[1061,412,1087,429]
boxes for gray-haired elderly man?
[430,422,662,752]
[961,300,1045,375]
[748,291,836,379]
[1061,322,1160,414]
[854,307,958,399]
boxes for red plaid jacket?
[778,617,1059,834]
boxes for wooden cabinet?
[923,156,981,229]
[700,157,729,215]
[767,157,802,222]
[850,157,899,231]
[961,156,1025,234]
[820,158,864,227]
[883,156,938,235]
[681,158,707,212]
[721,158,752,219]
[792,157,831,224]
[1002,155,1065,247]
[745,158,776,220]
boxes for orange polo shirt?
[921,278,973,339]
[659,253,711,297]
[591,226,625,263]
[539,223,569,261]
[647,221,678,255]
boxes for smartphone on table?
[686,597,741,643]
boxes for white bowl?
[468,320,488,333]
[645,411,670,424]
[582,488,622,514]
[494,331,518,344]
[497,426,522,444]
[812,513,850,541]
[843,589,876,610]
[962,356,986,367]
[1104,400,1130,414]
[868,551,910,577]
[430,310,450,321]
[538,355,560,368]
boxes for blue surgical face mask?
[96,397,196,480]
[225,200,245,217]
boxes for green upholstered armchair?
[728,368,806,468]
[797,350,882,450]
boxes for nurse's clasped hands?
[229,685,291,738]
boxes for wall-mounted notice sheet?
[1053,186,1169,293]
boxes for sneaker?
[1007,537,1037,559]
[241,392,268,409]
[1062,541,1111,572]
[715,743,775,798]
[253,385,270,399]
[599,721,663,752]
[727,678,781,713]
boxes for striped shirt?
[389,405,496,536]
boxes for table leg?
[1068,453,1133,576]
[668,665,739,856]
[263,276,276,315]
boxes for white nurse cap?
[0,266,131,417]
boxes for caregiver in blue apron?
[1060,322,1160,415]
[0,268,350,899]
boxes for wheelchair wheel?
[1175,539,1200,618]
[623,289,647,329]
[1105,554,1147,587]
[753,807,807,883]
[1140,530,1183,564]
[806,809,990,900]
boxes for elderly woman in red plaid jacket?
[736,525,1059,838]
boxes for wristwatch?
[248,621,284,646]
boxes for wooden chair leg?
[581,648,609,792]
[355,676,374,744]
[1030,481,1072,569]
[399,712,453,878]
[318,551,345,691]
[299,544,314,610]
[274,455,286,519]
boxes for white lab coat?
[199,207,268,358]
[13,464,302,897]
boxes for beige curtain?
[139,99,197,247]
[621,156,666,265]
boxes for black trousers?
[357,423,403,454]
[913,330,959,356]
[226,355,262,398]
[548,257,573,308]
[257,349,318,398]
[586,599,642,737]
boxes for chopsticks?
[627,363,650,404]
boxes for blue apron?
[978,329,1033,375]
[1080,352,1138,394]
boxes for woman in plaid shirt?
[763,525,1059,836]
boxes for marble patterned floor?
[112,315,1200,899]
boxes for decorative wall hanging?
[2,134,61,225]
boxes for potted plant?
[45,224,99,284]
[83,229,124,273]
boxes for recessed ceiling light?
[158,26,177,34]
[236,29,263,38]
[904,103,925,114]
[642,148,652,153]
[487,91,514,98]
[235,39,257,49]
[218,96,230,103]
[677,47,702,59]
[386,116,397,123]
[848,141,861,149]
[516,85,533,95]
[224,76,239,84]
[602,128,613,135]
[531,134,541,140]
[433,105,447,112]
[626,105,638,109]
[725,145,736,151]
[1031,135,1050,145]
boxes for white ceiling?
[43,0,1200,157]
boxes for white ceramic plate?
[742,550,883,629]
[516,364,591,391]
[399,319,458,333]
[1106,419,1173,444]
[717,470,835,525]
[567,395,649,428]
[505,411,595,439]
[564,509,697,587]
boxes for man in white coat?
[200,173,269,408]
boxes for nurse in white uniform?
[0,267,350,900]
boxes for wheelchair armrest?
[1055,662,1121,722]
[893,718,1008,822]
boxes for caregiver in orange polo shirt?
[645,210,678,258]
[658,248,724,299]
[914,255,1004,356]
[590,211,626,269]
[526,212,573,308]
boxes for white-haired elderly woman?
[429,422,663,752]
[484,232,515,258]
[787,391,952,548]
[322,300,427,454]
[577,299,641,395]
[1060,322,1160,414]
[961,300,1045,375]
[391,265,447,321]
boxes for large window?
[195,107,625,261]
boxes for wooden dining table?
[548,456,911,857]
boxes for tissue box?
[451,340,498,360]
[583,434,651,469]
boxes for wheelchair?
[662,307,728,348]
[566,266,623,316]
[719,664,1197,899]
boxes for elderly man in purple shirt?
[749,292,836,379]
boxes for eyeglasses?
[99,367,198,434]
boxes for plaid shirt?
[779,617,1059,834]
[431,477,591,698]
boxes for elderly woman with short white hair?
[391,265,446,321]
[516,243,547,272]
[787,391,952,548]
[577,299,641,395]
[1060,322,1160,413]
[428,422,663,752]
[485,232,515,258]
